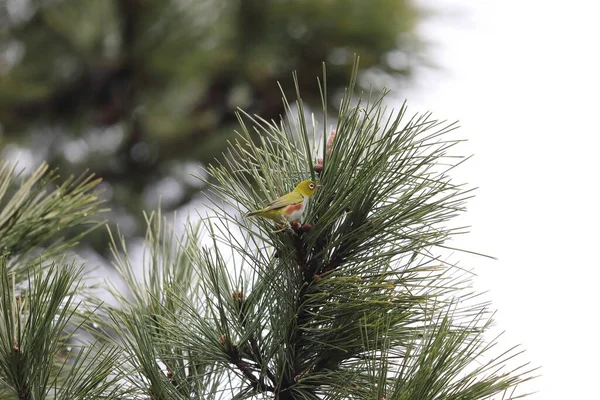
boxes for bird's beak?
[316,184,323,188]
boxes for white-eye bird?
[246,180,320,228]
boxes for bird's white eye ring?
[309,183,315,189]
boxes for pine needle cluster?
[0,162,121,398]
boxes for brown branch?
[235,291,277,388]
[231,347,275,393]
[278,231,326,398]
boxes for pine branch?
[192,61,534,399]
[0,258,122,399]
[103,211,228,399]
[99,61,535,399]
[0,161,105,277]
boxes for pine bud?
[232,290,244,302]
[301,223,312,232]
[314,163,323,173]
[326,130,336,155]
[219,334,226,345]
[291,220,301,231]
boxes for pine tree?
[0,66,535,399]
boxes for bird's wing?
[264,191,304,211]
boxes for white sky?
[404,0,600,398]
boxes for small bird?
[246,180,320,230]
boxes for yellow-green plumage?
[246,180,320,225]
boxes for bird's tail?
[246,210,260,217]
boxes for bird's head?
[294,180,321,198]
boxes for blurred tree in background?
[0,0,425,252]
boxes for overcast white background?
[404,0,600,398]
